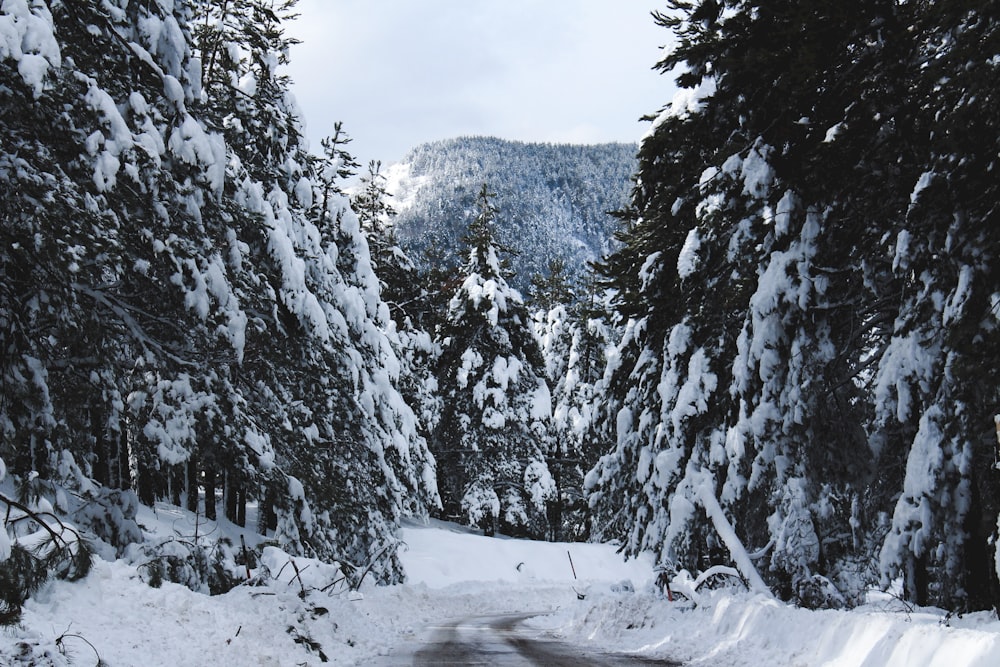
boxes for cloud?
[285,0,672,167]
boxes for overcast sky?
[284,0,675,169]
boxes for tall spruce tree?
[1,0,437,592]
[431,185,555,537]
[588,0,1000,610]
[872,2,1000,610]
[187,0,437,579]
[533,279,615,542]
[1,0,242,613]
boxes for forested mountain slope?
[384,137,636,293]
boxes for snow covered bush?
[0,460,93,626]
[130,535,246,596]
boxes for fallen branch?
[696,479,773,598]
[288,558,307,598]
[1,493,81,550]
[55,624,104,666]
[693,564,744,591]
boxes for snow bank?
[538,590,1000,667]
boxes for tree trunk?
[204,467,217,521]
[118,429,131,490]
[170,465,182,507]
[91,409,109,487]
[257,492,270,535]
[186,457,199,513]
[905,553,929,606]
[222,469,248,527]
[236,485,246,528]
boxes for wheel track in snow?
[381,611,681,666]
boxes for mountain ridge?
[384,136,637,294]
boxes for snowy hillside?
[4,501,999,666]
[384,137,636,292]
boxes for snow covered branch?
[695,477,772,598]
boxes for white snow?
[648,74,717,128]
[4,502,1000,666]
[910,170,936,206]
[823,122,846,143]
[0,0,62,97]
[639,250,662,291]
[677,228,701,279]
[740,142,774,199]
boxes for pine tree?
[588,0,1000,611]
[873,2,1000,610]
[533,277,614,541]
[431,185,555,536]
[352,160,412,321]
[528,258,574,312]
[0,0,240,611]
[186,0,438,579]
[1,0,437,591]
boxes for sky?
[284,0,675,169]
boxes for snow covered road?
[380,611,681,666]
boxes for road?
[376,612,680,666]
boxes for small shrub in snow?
[130,536,245,596]
[0,463,93,625]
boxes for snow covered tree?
[352,160,413,322]
[353,159,440,480]
[0,0,240,498]
[431,185,555,537]
[185,0,438,580]
[534,285,615,541]
[1,0,437,589]
[872,3,1000,610]
[528,258,575,313]
[588,0,1000,610]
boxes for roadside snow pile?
[0,509,650,665]
[535,588,1000,667]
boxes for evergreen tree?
[588,0,1000,610]
[872,2,1000,610]
[186,0,437,579]
[352,160,411,322]
[353,160,441,485]
[1,0,437,592]
[528,258,575,312]
[533,279,615,541]
[0,0,240,611]
[431,185,555,536]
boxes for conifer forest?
[1,0,999,627]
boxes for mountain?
[384,137,637,294]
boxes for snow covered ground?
[3,503,999,666]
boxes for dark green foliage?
[1,0,435,603]
[135,536,245,596]
[1,493,94,626]
[528,258,575,312]
[0,545,47,626]
[590,0,1000,611]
